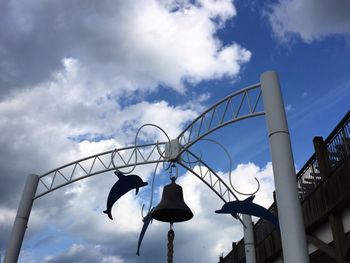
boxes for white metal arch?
[176,83,264,157]
[5,72,310,263]
[35,83,266,200]
[35,143,239,203]
[35,142,166,199]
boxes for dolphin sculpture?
[215,195,280,230]
[136,208,154,256]
[104,170,148,220]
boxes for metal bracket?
[164,139,182,161]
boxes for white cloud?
[0,207,16,248]
[225,162,275,208]
[198,0,237,22]
[0,57,201,166]
[285,104,293,112]
[1,0,250,95]
[266,0,350,43]
[0,1,254,261]
[118,0,250,91]
[1,61,197,170]
[42,244,125,263]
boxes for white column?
[260,71,309,263]
[4,174,39,263]
[243,214,256,263]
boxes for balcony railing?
[297,110,350,200]
[229,111,350,262]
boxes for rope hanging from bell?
[167,223,175,263]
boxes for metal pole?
[4,174,39,263]
[260,71,309,263]
[243,214,256,263]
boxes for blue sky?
[0,0,349,262]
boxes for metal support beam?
[243,214,256,263]
[261,71,310,263]
[4,174,39,263]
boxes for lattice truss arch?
[36,142,167,199]
[177,83,264,155]
[35,142,238,202]
[35,83,264,202]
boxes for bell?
[152,178,193,223]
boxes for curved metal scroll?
[180,149,238,203]
[176,83,264,157]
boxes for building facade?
[219,111,350,263]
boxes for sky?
[0,0,350,262]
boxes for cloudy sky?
[1,0,350,262]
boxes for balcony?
[219,110,350,263]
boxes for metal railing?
[297,110,350,200]
[326,116,350,169]
[231,111,350,262]
[297,155,320,199]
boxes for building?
[219,110,350,263]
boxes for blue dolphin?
[215,195,280,230]
[104,171,148,220]
[136,208,154,256]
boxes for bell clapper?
[167,223,175,263]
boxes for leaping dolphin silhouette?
[136,208,154,256]
[215,195,280,230]
[104,170,148,220]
